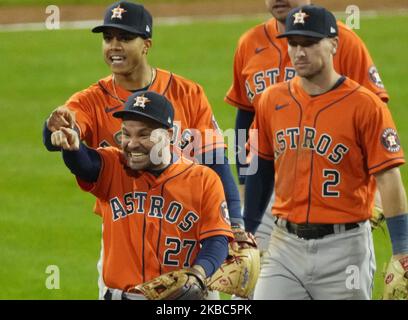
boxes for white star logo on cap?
[146,25,150,33]
[133,95,151,109]
[111,5,127,20]
[330,26,336,34]
[293,10,309,25]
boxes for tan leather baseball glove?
[383,255,408,300]
[207,226,260,298]
[129,267,208,300]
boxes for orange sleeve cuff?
[368,158,405,175]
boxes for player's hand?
[51,127,79,151]
[230,224,257,251]
[47,106,76,132]
[370,205,385,230]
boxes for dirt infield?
[0,0,407,25]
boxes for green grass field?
[0,14,407,300]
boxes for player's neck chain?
[112,67,156,103]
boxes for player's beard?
[125,151,152,171]
[125,148,170,172]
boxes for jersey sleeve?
[189,84,226,154]
[358,95,405,174]
[337,25,389,102]
[248,90,275,160]
[76,147,119,200]
[198,167,234,241]
[224,39,254,111]
[65,89,96,144]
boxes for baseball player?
[42,1,243,298]
[49,90,233,299]
[247,5,407,300]
[226,0,389,251]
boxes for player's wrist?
[45,117,53,131]
[191,264,206,277]
[231,218,245,229]
[189,265,207,288]
[243,216,261,235]
[386,213,408,255]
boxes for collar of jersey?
[127,156,194,187]
[290,76,351,105]
[99,69,171,101]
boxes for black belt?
[278,220,360,240]
[104,289,129,300]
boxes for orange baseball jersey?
[250,76,404,224]
[67,68,224,155]
[225,19,389,111]
[66,68,224,215]
[77,147,233,291]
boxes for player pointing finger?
[51,127,80,151]
[46,106,76,132]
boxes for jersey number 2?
[322,169,340,197]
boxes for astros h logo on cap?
[111,5,127,20]
[92,1,153,39]
[277,5,338,39]
[293,10,309,25]
[113,91,174,129]
[133,95,151,109]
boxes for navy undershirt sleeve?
[42,122,61,152]
[235,109,255,185]
[62,143,101,183]
[193,235,229,277]
[43,121,81,152]
[244,156,275,234]
[201,148,243,226]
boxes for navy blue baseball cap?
[277,5,338,39]
[113,91,174,129]
[92,1,153,39]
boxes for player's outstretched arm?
[375,167,408,299]
[43,106,77,152]
[51,127,101,183]
[43,122,61,152]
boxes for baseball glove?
[383,255,408,300]
[370,206,385,231]
[207,226,260,298]
[128,268,207,300]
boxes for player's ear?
[167,127,173,141]
[143,38,152,55]
[329,36,339,55]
